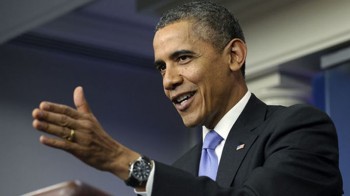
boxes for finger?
[39,102,80,119]
[40,135,90,162]
[74,86,92,113]
[35,120,88,147]
[33,119,73,139]
[39,135,80,151]
[33,108,78,128]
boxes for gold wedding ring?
[66,129,75,142]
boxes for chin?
[181,116,202,128]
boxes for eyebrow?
[169,50,196,60]
[154,50,196,69]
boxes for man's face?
[153,21,238,128]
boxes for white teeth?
[176,93,193,103]
[177,95,189,103]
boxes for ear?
[225,38,247,72]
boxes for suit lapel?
[184,144,202,176]
[172,143,202,176]
[216,94,267,187]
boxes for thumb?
[74,86,92,113]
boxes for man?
[32,1,343,195]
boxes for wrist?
[111,148,140,181]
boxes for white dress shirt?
[135,91,252,195]
[202,91,251,164]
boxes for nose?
[163,65,183,90]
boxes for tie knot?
[203,130,223,150]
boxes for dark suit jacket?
[151,94,343,196]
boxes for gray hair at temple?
[155,1,246,77]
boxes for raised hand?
[32,86,139,180]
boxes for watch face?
[131,160,152,181]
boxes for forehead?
[153,21,203,58]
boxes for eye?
[155,63,166,76]
[158,64,166,71]
[155,62,166,72]
[177,55,192,64]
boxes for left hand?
[32,86,139,180]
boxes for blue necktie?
[198,130,223,180]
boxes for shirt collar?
[202,91,251,142]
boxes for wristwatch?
[125,156,153,187]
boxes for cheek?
[182,66,203,83]
[199,74,226,108]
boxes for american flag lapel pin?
[236,144,245,151]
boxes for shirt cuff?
[134,161,155,196]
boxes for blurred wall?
[326,63,350,195]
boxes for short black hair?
[156,1,246,77]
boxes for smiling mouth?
[172,91,196,105]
